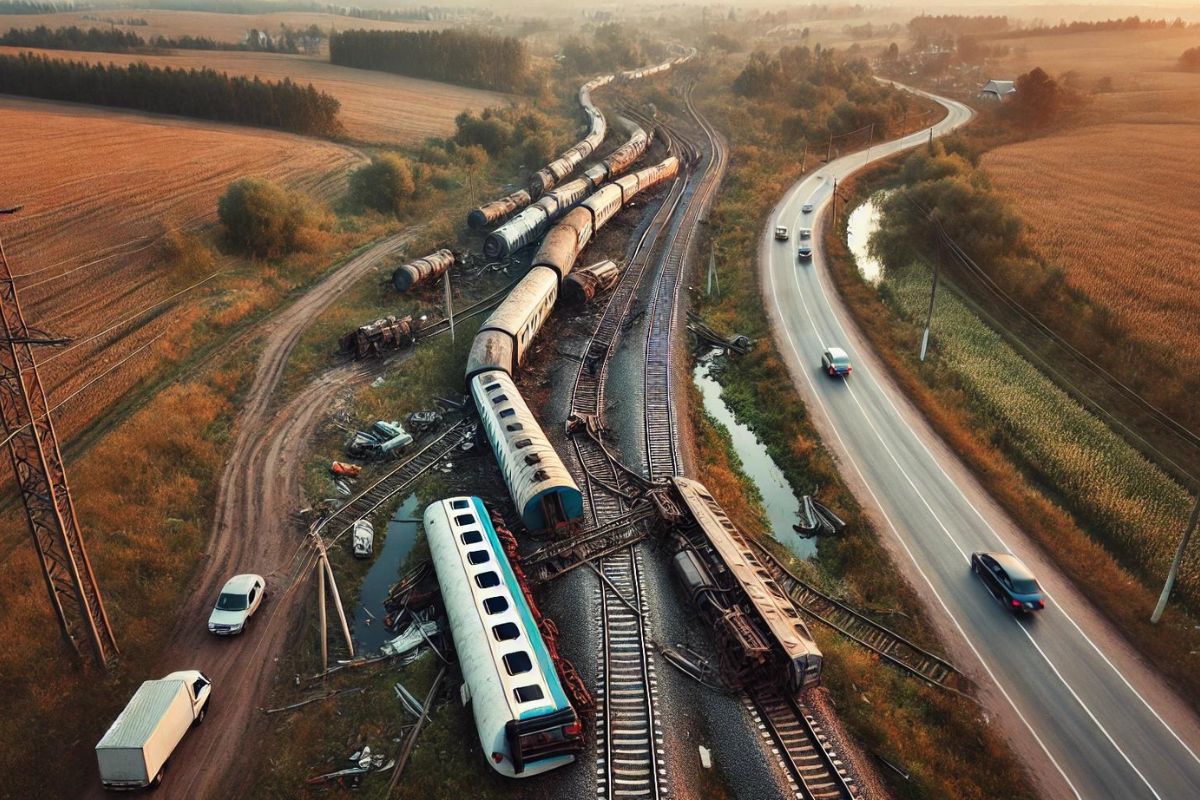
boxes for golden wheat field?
[0,96,365,441]
[979,28,1200,400]
[0,9,436,44]
[0,45,511,143]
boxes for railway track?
[748,538,972,697]
[642,83,727,479]
[313,418,475,543]
[561,98,695,800]
[746,686,859,800]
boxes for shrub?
[348,154,418,216]
[1181,47,1200,71]
[217,178,327,258]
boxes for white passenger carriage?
[470,371,583,531]
[424,497,584,776]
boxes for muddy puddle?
[353,492,422,651]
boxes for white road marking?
[765,210,1084,799]
[797,116,1200,771]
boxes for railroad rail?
[746,685,859,800]
[559,95,696,800]
[524,503,658,584]
[314,418,475,542]
[642,83,727,479]
[414,274,521,341]
[748,538,972,697]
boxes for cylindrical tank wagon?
[392,248,455,292]
[561,260,620,306]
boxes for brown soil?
[79,232,410,800]
[0,45,512,144]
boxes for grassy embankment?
[826,148,1200,707]
[685,50,1036,800]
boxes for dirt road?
[82,232,409,799]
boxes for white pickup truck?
[96,670,211,790]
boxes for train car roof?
[427,497,571,719]
[479,268,558,336]
[671,477,818,661]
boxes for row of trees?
[0,0,59,13]
[0,53,344,136]
[908,14,1009,38]
[329,28,528,93]
[0,25,145,52]
[0,24,320,53]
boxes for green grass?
[882,261,1198,604]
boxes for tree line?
[0,52,344,136]
[329,28,529,93]
[0,24,320,53]
[0,0,60,13]
[908,14,1009,38]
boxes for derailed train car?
[670,477,823,699]
[424,497,584,776]
[466,268,560,379]
[561,259,620,306]
[471,372,583,532]
[392,248,455,292]
[483,125,651,260]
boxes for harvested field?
[978,28,1200,429]
[0,9,436,44]
[1,95,365,442]
[982,123,1200,387]
[0,45,511,143]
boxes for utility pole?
[826,130,833,163]
[920,229,943,362]
[706,246,719,297]
[1152,493,1200,623]
[865,122,875,162]
[831,178,839,228]
[0,208,119,670]
[799,142,808,174]
[442,269,454,344]
[317,553,328,674]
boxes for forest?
[0,52,343,136]
[0,24,316,53]
[328,28,528,93]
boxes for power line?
[902,189,1200,453]
[39,269,225,366]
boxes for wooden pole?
[318,555,328,675]
[1152,493,1200,623]
[442,270,455,344]
[387,666,446,797]
[322,553,355,657]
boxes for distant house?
[979,79,1016,101]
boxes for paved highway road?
[761,86,1200,799]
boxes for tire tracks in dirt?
[82,231,410,800]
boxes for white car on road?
[208,574,265,635]
[801,202,814,214]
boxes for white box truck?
[96,670,211,790]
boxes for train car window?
[533,469,550,483]
[513,685,544,704]
[483,596,509,614]
[502,652,533,675]
[450,499,470,510]
[514,438,533,448]
[492,622,520,641]
[499,409,516,419]
[485,382,501,392]
[454,513,476,526]
[461,531,483,545]
[467,550,490,565]
[506,423,524,432]
[524,453,541,465]
[475,572,501,589]
[492,394,508,404]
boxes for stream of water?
[352,492,422,651]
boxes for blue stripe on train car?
[524,487,584,532]
[471,497,570,715]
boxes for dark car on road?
[797,245,813,261]
[971,552,1045,613]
